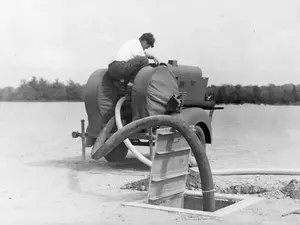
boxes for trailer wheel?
[104,142,128,162]
[189,125,206,167]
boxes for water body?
[1,102,299,169]
[210,104,300,169]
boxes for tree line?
[0,76,300,105]
[0,76,84,101]
[206,83,300,105]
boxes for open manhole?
[122,190,261,218]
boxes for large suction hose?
[91,114,215,212]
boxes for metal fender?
[83,68,107,114]
[173,107,212,144]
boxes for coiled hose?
[115,96,152,167]
[91,113,215,212]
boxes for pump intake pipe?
[91,110,215,212]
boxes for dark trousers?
[108,56,149,86]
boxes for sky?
[1,0,300,87]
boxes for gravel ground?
[121,173,300,200]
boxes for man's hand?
[152,56,160,64]
[145,52,159,64]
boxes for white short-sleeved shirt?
[111,39,146,62]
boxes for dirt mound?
[120,174,300,199]
[121,178,149,191]
[281,179,300,199]
[186,173,269,195]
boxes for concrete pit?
[122,190,261,218]
[121,174,300,218]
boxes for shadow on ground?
[25,155,150,203]
[27,155,150,175]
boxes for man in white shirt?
[85,33,159,147]
[108,33,159,89]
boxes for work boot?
[86,135,96,147]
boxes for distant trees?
[0,76,84,101]
[1,77,300,105]
[207,83,300,105]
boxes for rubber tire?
[104,142,129,162]
[189,125,206,167]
